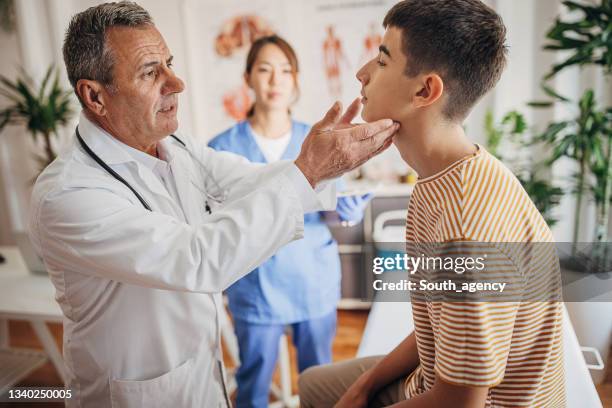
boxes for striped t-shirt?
[404,145,565,407]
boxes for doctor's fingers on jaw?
[349,119,398,142]
[350,134,395,170]
[365,123,398,151]
[335,130,394,174]
[343,121,397,161]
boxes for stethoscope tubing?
[76,126,189,212]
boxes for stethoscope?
[76,126,228,214]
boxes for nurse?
[209,35,371,408]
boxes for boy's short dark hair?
[383,0,507,121]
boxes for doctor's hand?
[295,98,399,188]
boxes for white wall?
[0,0,609,244]
[0,16,22,244]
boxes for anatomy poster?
[192,0,394,137]
[303,1,391,108]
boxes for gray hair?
[62,1,153,106]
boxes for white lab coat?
[28,113,335,407]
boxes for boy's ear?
[76,79,108,116]
[414,73,444,108]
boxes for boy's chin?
[361,105,391,122]
[360,107,384,123]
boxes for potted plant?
[532,88,611,266]
[0,65,74,171]
[484,109,564,227]
[532,0,611,386]
[533,0,611,269]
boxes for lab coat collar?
[77,112,188,211]
[76,111,179,168]
[77,112,138,166]
[122,139,166,173]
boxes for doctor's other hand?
[295,99,399,188]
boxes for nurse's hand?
[295,98,399,188]
[336,193,373,223]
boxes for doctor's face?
[102,25,185,143]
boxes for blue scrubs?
[209,120,366,408]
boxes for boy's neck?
[248,107,292,139]
[396,116,476,180]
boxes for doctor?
[28,2,398,408]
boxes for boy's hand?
[334,386,369,408]
[334,370,374,408]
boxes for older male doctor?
[27,2,397,407]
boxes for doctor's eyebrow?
[379,45,391,59]
[140,55,174,71]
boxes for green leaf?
[541,83,571,102]
[546,52,594,79]
[543,0,612,78]
[539,121,570,142]
[544,37,589,50]
[550,135,573,163]
[527,101,555,108]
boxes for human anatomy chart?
[192,0,394,137]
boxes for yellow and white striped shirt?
[404,145,565,407]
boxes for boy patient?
[298,0,564,407]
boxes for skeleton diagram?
[322,25,349,99]
[360,22,383,65]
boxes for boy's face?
[356,27,418,123]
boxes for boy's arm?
[386,377,489,408]
[335,332,419,408]
[335,333,489,408]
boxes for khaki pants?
[298,356,408,408]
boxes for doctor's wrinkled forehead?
[382,0,508,122]
[62,1,153,107]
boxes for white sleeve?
[30,160,333,294]
[195,140,336,213]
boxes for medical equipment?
[373,210,408,261]
[76,126,228,213]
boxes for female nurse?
[208,35,370,408]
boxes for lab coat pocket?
[109,358,194,408]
